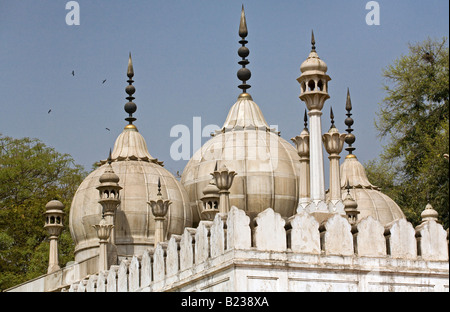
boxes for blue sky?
[0,0,448,183]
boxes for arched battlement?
[64,206,448,292]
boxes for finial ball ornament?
[237,68,251,82]
[124,102,137,115]
[238,46,250,58]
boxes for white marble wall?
[63,206,448,293]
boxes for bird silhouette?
[72,70,75,76]
[102,79,107,84]
[48,109,52,114]
[106,128,110,131]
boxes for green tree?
[0,134,86,291]
[366,37,449,228]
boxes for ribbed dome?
[69,127,192,263]
[340,155,405,226]
[222,96,270,131]
[181,96,301,224]
[98,163,120,184]
[300,51,328,74]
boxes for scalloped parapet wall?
[62,207,448,292]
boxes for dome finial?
[311,30,316,52]
[303,109,308,130]
[239,4,248,38]
[124,52,137,128]
[157,177,162,196]
[237,5,252,99]
[330,106,336,129]
[127,52,134,78]
[107,148,112,165]
[344,88,356,157]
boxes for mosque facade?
[6,7,449,292]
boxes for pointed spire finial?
[330,106,335,129]
[345,88,356,156]
[346,87,352,111]
[124,53,137,127]
[127,52,134,78]
[107,148,112,165]
[303,109,308,130]
[237,5,252,98]
[157,177,162,196]
[311,30,316,52]
[239,4,248,39]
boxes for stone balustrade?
[65,206,449,292]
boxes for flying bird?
[48,109,52,114]
[106,128,110,131]
[72,70,75,76]
[102,79,107,84]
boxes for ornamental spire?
[344,88,356,156]
[311,30,316,52]
[330,106,336,129]
[237,5,252,99]
[157,177,162,197]
[303,109,308,131]
[124,53,137,128]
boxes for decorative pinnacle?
[237,5,251,96]
[239,5,248,38]
[303,109,308,130]
[107,148,112,165]
[124,52,137,126]
[311,30,316,52]
[344,88,356,155]
[157,177,162,196]
[345,178,351,194]
[330,106,336,129]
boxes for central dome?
[181,95,301,224]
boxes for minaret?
[237,5,252,101]
[322,107,346,214]
[343,179,359,225]
[292,109,311,212]
[201,167,221,221]
[44,200,65,274]
[92,217,114,272]
[96,150,122,244]
[148,178,172,246]
[212,163,237,214]
[297,31,331,214]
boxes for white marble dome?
[300,50,328,74]
[181,94,301,224]
[69,126,193,263]
[339,155,405,226]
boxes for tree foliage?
[366,37,449,228]
[0,134,86,291]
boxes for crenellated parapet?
[63,205,449,293]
